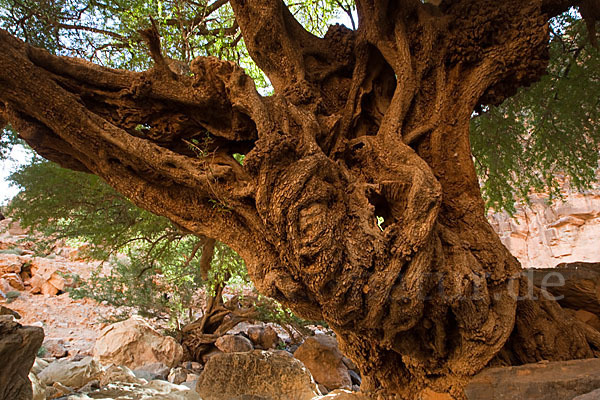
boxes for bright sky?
[0,144,32,206]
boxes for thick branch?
[0,29,264,257]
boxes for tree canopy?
[1,0,600,397]
[0,1,598,212]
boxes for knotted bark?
[1,0,599,397]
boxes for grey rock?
[348,370,361,386]
[133,362,171,381]
[38,356,101,389]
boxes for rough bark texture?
[1,0,599,398]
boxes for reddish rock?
[0,254,23,275]
[293,334,352,391]
[43,338,69,358]
[93,316,183,369]
[2,272,25,291]
[465,358,600,400]
[575,309,600,331]
[247,325,281,349]
[197,350,319,400]
[214,334,253,353]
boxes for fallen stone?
[197,350,320,400]
[465,358,600,400]
[168,367,188,385]
[133,362,171,381]
[247,325,281,349]
[215,334,254,353]
[99,365,144,386]
[43,338,69,358]
[29,372,46,400]
[38,356,102,389]
[0,278,10,293]
[0,305,21,319]
[0,316,45,400]
[77,379,100,393]
[0,253,23,275]
[2,272,24,290]
[31,358,50,375]
[93,316,183,369]
[575,309,600,331]
[51,381,74,397]
[71,380,201,400]
[319,390,371,399]
[294,334,352,391]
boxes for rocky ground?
[4,216,600,400]
[0,217,119,357]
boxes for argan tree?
[0,0,599,397]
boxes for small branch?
[199,238,216,281]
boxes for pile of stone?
[0,219,83,298]
[1,312,364,400]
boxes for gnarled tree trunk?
[1,0,599,397]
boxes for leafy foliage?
[7,159,247,326]
[471,15,600,213]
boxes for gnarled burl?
[1,0,600,398]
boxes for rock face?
[93,316,183,369]
[489,184,600,269]
[465,358,600,400]
[293,334,352,391]
[197,350,320,400]
[0,316,44,400]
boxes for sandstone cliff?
[489,183,600,269]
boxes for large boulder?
[0,316,45,400]
[43,338,69,358]
[527,262,600,314]
[465,358,600,400]
[38,356,102,389]
[293,334,352,391]
[197,350,320,400]
[93,316,183,369]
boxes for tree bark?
[1,0,599,397]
